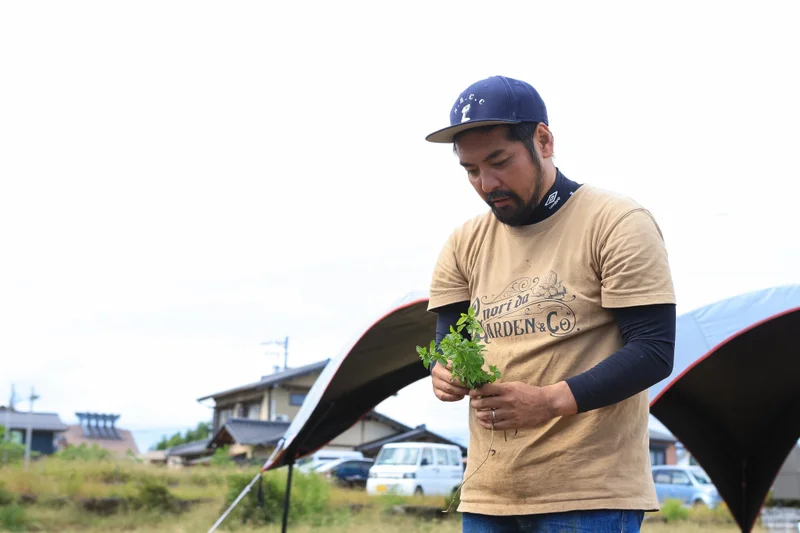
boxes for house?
[0,406,68,457]
[166,360,466,466]
[164,438,213,467]
[648,428,678,466]
[198,360,329,430]
[205,410,467,464]
[771,444,800,502]
[353,420,467,459]
[56,412,140,457]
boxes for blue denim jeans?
[462,509,645,533]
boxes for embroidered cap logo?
[454,94,486,124]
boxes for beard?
[485,150,545,227]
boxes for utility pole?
[24,386,39,469]
[2,384,17,465]
[261,336,289,372]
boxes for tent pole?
[281,460,295,533]
[741,458,747,532]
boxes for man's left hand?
[469,381,578,431]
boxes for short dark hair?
[452,122,540,161]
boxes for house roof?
[0,407,68,432]
[649,429,677,443]
[58,424,140,456]
[210,418,291,448]
[362,410,413,433]
[196,360,329,402]
[355,424,467,455]
[165,438,212,458]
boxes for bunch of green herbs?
[417,306,500,389]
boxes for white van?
[366,442,464,496]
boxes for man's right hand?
[431,361,470,402]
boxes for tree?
[151,421,211,451]
[0,425,26,465]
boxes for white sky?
[1,1,799,453]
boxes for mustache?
[486,190,521,203]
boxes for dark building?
[0,406,69,456]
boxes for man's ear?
[536,124,555,159]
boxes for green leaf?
[417,310,500,389]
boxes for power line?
[261,336,289,372]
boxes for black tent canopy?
[211,286,800,533]
[260,291,436,472]
[648,285,800,532]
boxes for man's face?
[454,126,544,226]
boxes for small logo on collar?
[544,191,560,209]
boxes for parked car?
[652,465,722,508]
[366,442,464,497]
[315,457,374,488]
[296,449,365,473]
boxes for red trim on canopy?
[650,305,800,407]
[261,296,431,472]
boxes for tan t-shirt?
[428,184,676,516]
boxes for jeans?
[462,509,645,533]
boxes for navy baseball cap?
[425,75,549,143]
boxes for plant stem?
[444,412,496,514]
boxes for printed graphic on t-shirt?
[472,271,578,344]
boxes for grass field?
[0,452,770,532]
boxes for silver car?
[652,465,723,508]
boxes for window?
[289,392,306,406]
[691,469,712,485]
[375,447,420,466]
[435,448,449,466]
[244,402,261,420]
[9,430,23,444]
[653,470,671,484]
[356,461,373,476]
[218,408,234,425]
[335,461,356,475]
[650,448,666,466]
[421,448,434,466]
[671,471,691,485]
[448,448,462,466]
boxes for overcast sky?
[2,1,798,453]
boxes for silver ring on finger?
[491,408,496,423]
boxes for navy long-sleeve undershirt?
[431,300,675,413]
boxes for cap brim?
[425,119,522,143]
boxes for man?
[424,75,677,532]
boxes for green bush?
[220,467,335,528]
[133,479,182,513]
[0,441,26,466]
[0,504,27,532]
[210,446,234,467]
[55,443,113,461]
[661,498,689,522]
[687,501,735,524]
[0,482,14,506]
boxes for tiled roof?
[363,411,413,433]
[165,438,211,457]
[355,424,467,454]
[211,418,291,447]
[58,425,140,456]
[197,360,329,402]
[0,407,68,432]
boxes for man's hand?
[431,361,470,402]
[469,381,578,430]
